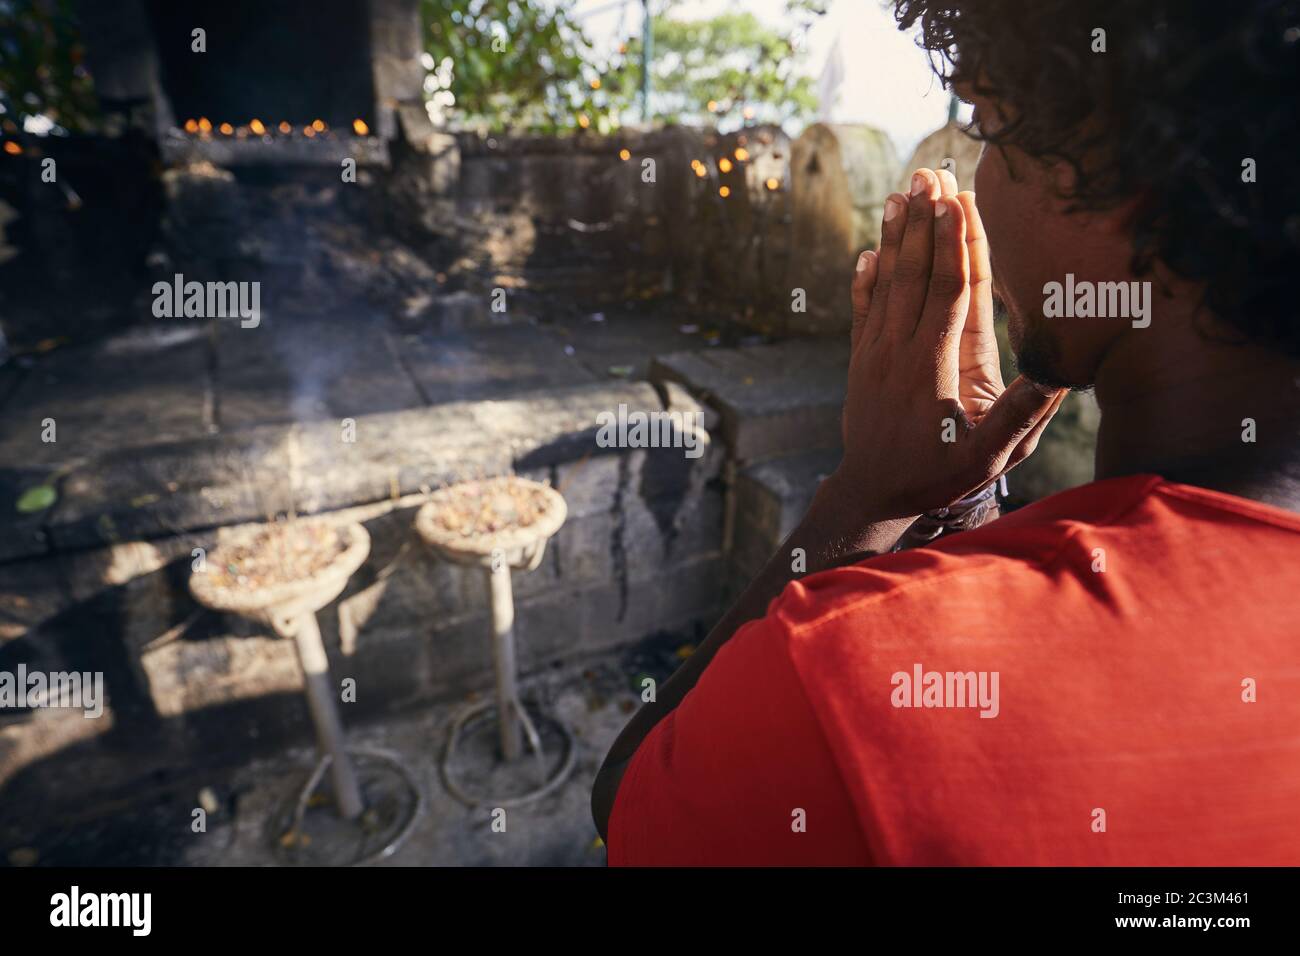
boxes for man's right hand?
[838,167,1067,523]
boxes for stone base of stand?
[267,747,422,866]
[440,699,576,808]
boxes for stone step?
[730,447,843,586]
[396,323,597,405]
[0,323,213,473]
[650,337,847,463]
[213,308,426,429]
[3,375,718,556]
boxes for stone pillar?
[73,0,172,136]
[369,0,427,143]
[785,122,899,334]
[897,120,983,193]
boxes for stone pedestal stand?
[416,478,575,806]
[190,522,421,864]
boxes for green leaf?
[16,485,57,514]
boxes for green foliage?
[421,0,617,134]
[0,0,98,134]
[625,0,828,128]
[421,0,828,134]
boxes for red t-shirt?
[608,475,1300,865]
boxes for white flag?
[817,37,845,121]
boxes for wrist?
[808,470,916,560]
[892,478,1006,552]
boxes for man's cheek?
[972,154,1007,253]
[1005,302,1025,354]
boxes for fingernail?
[883,197,903,221]
[1029,380,1058,396]
[910,173,927,197]
[934,201,948,219]
[856,250,875,272]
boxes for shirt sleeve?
[607,613,872,866]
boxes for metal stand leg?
[289,611,364,820]
[441,566,579,807]
[487,563,523,761]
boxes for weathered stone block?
[786,122,900,333]
[0,322,211,474]
[732,448,841,581]
[0,554,70,645]
[651,339,846,462]
[399,324,596,403]
[898,121,983,194]
[141,631,300,719]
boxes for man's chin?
[1005,308,1083,391]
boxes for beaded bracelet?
[892,476,1007,550]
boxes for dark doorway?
[146,0,376,129]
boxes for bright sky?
[569,0,970,158]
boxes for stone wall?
[424,122,902,334]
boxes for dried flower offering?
[205,521,346,592]
[426,476,554,538]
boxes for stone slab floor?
[0,299,736,473]
[2,632,693,867]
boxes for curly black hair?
[892,0,1300,356]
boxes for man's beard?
[998,297,1084,391]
